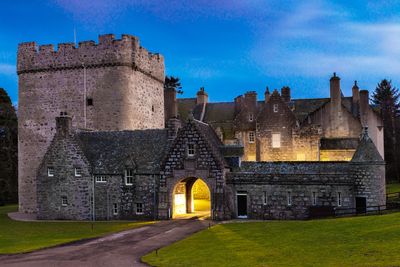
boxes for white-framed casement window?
[273,104,279,113]
[136,203,143,214]
[187,143,195,156]
[74,167,82,177]
[248,113,254,122]
[312,192,317,206]
[248,131,255,143]
[61,196,68,206]
[47,167,54,177]
[272,133,281,148]
[287,191,292,206]
[113,203,118,215]
[95,175,107,183]
[337,192,342,207]
[263,191,268,205]
[125,169,134,185]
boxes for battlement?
[17,34,164,82]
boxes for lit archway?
[172,177,211,219]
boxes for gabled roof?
[76,129,168,174]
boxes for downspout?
[199,102,207,122]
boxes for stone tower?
[17,34,165,213]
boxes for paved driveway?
[0,218,211,267]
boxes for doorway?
[356,197,367,214]
[237,192,248,218]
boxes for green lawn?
[143,212,400,267]
[387,183,400,194]
[0,205,153,254]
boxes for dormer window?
[273,104,279,113]
[187,144,195,156]
[248,113,254,122]
[125,169,134,185]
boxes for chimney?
[330,72,341,106]
[196,87,208,105]
[281,86,291,103]
[164,87,177,122]
[244,91,257,109]
[264,87,270,103]
[352,80,360,104]
[359,90,369,127]
[56,112,72,137]
[234,95,243,115]
[166,118,182,140]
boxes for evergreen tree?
[0,88,18,205]
[164,76,183,94]
[371,79,400,181]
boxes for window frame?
[312,192,317,206]
[113,203,118,215]
[136,203,143,214]
[61,196,68,207]
[263,191,268,205]
[248,131,255,143]
[248,113,254,122]
[125,169,134,186]
[337,192,342,207]
[47,167,54,177]
[95,175,107,183]
[187,143,195,157]
[272,133,281,148]
[273,104,279,113]
[287,191,292,206]
[74,167,82,177]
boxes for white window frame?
[248,113,254,122]
[187,144,195,156]
[61,196,68,206]
[125,169,134,186]
[263,191,268,205]
[272,133,281,148]
[312,192,317,206]
[248,131,255,143]
[337,192,342,207]
[136,203,143,214]
[47,167,54,177]
[95,175,107,183]
[113,203,118,215]
[273,104,279,113]
[287,191,292,206]
[74,167,82,177]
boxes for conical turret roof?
[351,128,384,163]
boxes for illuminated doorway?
[172,177,211,219]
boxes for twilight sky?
[1,0,400,104]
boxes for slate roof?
[76,129,169,174]
[351,133,384,163]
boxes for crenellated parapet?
[17,34,164,83]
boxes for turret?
[196,87,208,105]
[264,87,270,103]
[359,90,369,127]
[330,72,341,107]
[281,86,291,103]
[352,81,360,104]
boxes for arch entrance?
[172,177,211,219]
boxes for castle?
[17,34,386,220]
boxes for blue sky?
[1,0,400,105]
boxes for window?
[263,191,268,205]
[47,167,54,177]
[136,203,143,214]
[74,167,82,177]
[95,175,107,183]
[125,169,134,185]
[337,192,342,207]
[287,191,292,206]
[61,196,68,206]
[86,98,93,106]
[273,104,279,113]
[272,133,281,148]
[312,192,317,206]
[248,113,254,122]
[248,131,255,143]
[152,105,155,112]
[187,144,195,156]
[113,203,118,215]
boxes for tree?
[0,88,18,205]
[371,79,400,181]
[164,76,183,94]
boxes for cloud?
[0,63,15,76]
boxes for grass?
[0,205,153,254]
[143,212,400,267]
[386,183,400,194]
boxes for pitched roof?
[177,98,197,121]
[76,129,168,174]
[351,132,384,163]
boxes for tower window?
[248,131,255,143]
[248,113,254,122]
[312,192,317,206]
[187,144,195,156]
[273,104,279,113]
[263,191,268,205]
[152,105,155,112]
[337,192,342,207]
[287,191,292,206]
[86,98,93,106]
[74,167,82,177]
[61,196,68,206]
[113,203,118,215]
[47,167,54,177]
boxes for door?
[237,193,248,218]
[356,197,366,214]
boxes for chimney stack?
[330,72,341,106]
[56,112,72,137]
[244,91,257,109]
[196,87,208,105]
[281,86,291,103]
[264,87,270,103]
[359,90,369,127]
[164,87,177,123]
[234,95,243,115]
[352,80,360,104]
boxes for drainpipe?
[83,63,87,128]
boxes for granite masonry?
[19,34,386,220]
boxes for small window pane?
[263,191,267,205]
[113,203,118,215]
[337,192,342,207]
[248,131,255,143]
[287,192,292,206]
[248,113,254,122]
[136,203,143,214]
[125,170,134,185]
[47,167,54,177]
[95,176,107,183]
[272,133,281,148]
[273,104,278,113]
[61,196,68,206]
[312,192,317,206]
[187,144,195,156]
[75,168,82,177]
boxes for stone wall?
[18,34,165,213]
